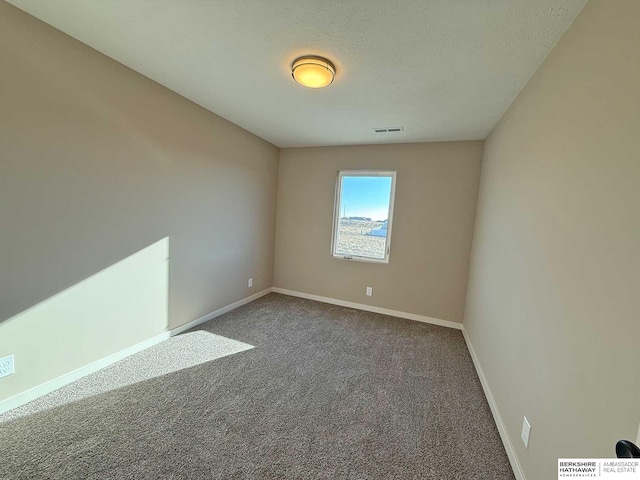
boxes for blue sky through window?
[340,176,392,221]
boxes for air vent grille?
[373,126,404,133]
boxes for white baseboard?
[271,287,462,330]
[461,328,526,480]
[0,331,170,415]
[170,287,273,336]
[0,288,273,416]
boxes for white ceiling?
[7,0,587,147]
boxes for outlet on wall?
[521,416,531,448]
[0,355,15,379]
[366,287,373,296]
[248,278,253,288]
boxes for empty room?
[1,1,638,479]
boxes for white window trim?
[330,170,397,264]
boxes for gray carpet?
[0,293,514,479]
[0,331,254,423]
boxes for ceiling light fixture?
[291,56,336,88]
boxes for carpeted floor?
[0,331,254,424]
[0,293,514,479]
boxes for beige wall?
[0,3,278,402]
[464,1,640,479]
[274,142,483,323]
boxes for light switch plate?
[521,416,531,448]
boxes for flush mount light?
[291,56,336,88]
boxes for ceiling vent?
[373,126,404,133]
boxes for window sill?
[331,254,389,265]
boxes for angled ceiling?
[6,0,587,147]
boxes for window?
[331,171,396,263]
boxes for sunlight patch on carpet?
[0,331,254,422]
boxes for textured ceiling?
[7,0,587,147]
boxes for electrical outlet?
[366,287,373,296]
[248,278,253,288]
[521,417,531,448]
[0,355,15,379]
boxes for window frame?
[330,170,397,264]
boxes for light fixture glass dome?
[291,56,336,88]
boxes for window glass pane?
[335,175,393,260]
